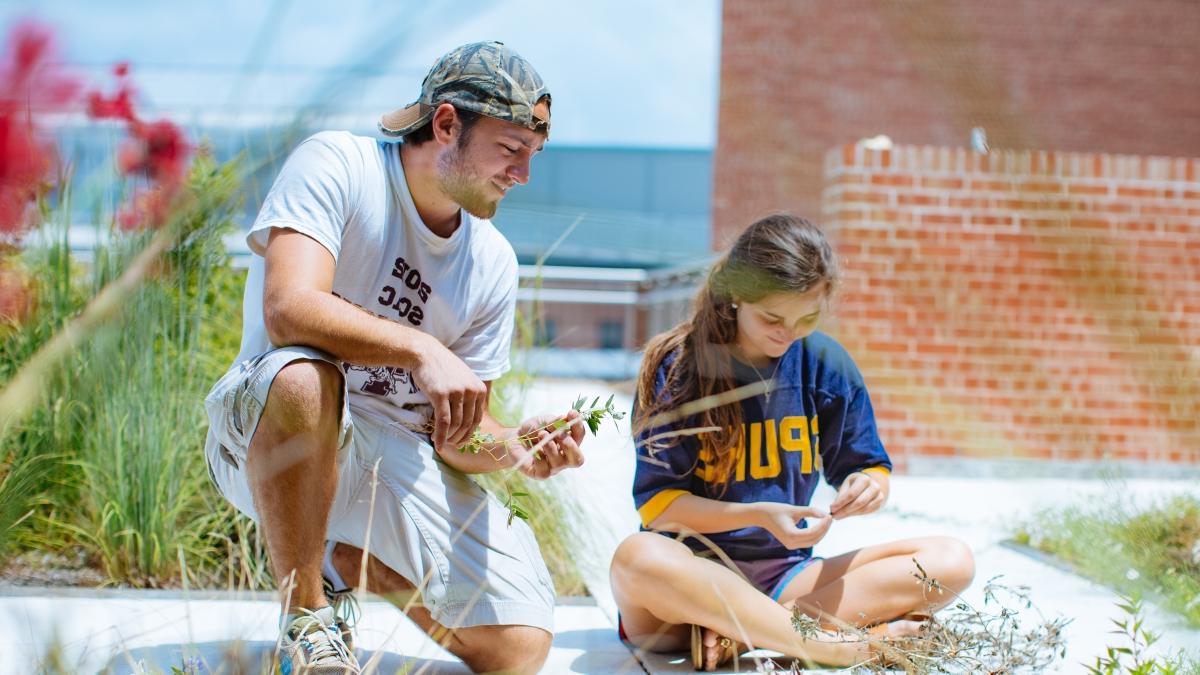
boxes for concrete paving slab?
[3,591,639,674]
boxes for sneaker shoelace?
[323,576,362,631]
[288,609,356,666]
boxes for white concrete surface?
[3,592,638,674]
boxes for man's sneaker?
[279,606,360,675]
[322,574,361,651]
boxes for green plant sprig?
[456,393,625,457]
[454,394,624,526]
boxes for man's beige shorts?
[203,346,555,631]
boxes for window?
[599,320,624,350]
[535,318,557,347]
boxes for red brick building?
[714,0,1200,243]
[715,2,1200,467]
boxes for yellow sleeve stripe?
[637,489,689,527]
[862,466,891,478]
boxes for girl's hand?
[754,502,832,550]
[511,409,586,480]
[829,471,886,520]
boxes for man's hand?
[829,471,887,520]
[754,503,832,550]
[511,409,586,480]
[408,335,487,453]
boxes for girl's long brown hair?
[634,214,840,493]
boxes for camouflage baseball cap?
[380,41,551,138]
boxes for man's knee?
[452,624,551,674]
[260,359,343,436]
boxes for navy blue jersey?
[632,331,891,562]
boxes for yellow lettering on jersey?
[750,419,782,479]
[735,429,747,482]
[696,439,747,485]
[813,415,821,470]
[779,416,813,474]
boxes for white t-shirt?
[233,130,518,428]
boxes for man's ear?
[430,103,459,146]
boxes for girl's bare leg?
[610,532,869,669]
[777,536,975,629]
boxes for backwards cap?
[380,41,550,138]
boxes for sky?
[3,0,722,148]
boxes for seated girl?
[610,214,975,670]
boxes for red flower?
[86,61,136,124]
[87,61,191,229]
[0,112,50,233]
[122,119,189,183]
[87,87,136,123]
[0,21,79,235]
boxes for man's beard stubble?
[436,142,499,219]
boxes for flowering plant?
[0,20,198,435]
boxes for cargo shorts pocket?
[203,354,265,469]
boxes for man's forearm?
[265,288,430,368]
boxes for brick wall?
[714,0,1200,248]
[823,144,1200,467]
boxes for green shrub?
[1015,494,1200,628]
[0,154,268,588]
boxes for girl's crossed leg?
[611,532,974,671]
[777,535,975,628]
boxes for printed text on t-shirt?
[378,256,432,326]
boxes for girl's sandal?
[690,623,739,671]
[901,611,933,624]
[866,611,934,637]
[866,613,933,669]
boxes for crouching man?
[204,41,583,674]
